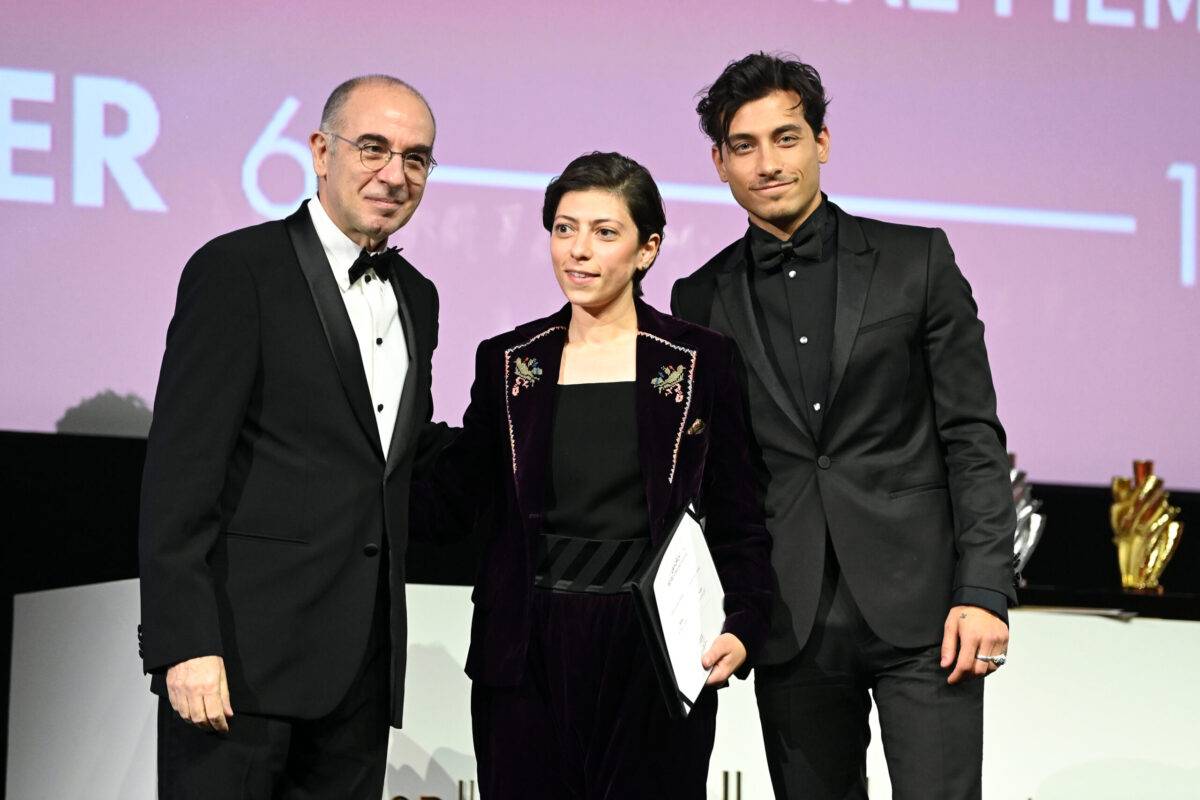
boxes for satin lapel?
[635,326,697,534]
[504,324,566,527]
[713,253,812,440]
[285,205,383,460]
[827,209,878,412]
[384,259,421,478]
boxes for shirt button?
[813,402,822,412]
[817,455,831,469]
[365,275,372,283]
[377,403,384,412]
[787,269,796,278]
[376,337,383,345]
[363,543,380,557]
[799,336,809,345]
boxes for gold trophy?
[1110,460,1184,593]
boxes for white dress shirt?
[307,195,409,459]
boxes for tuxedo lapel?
[285,203,383,460]
[634,302,698,535]
[827,207,878,412]
[712,244,812,440]
[384,256,421,478]
[504,317,567,527]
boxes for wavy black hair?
[697,52,830,148]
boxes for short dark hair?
[320,74,436,136]
[696,52,830,148]
[542,152,666,297]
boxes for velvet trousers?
[472,587,718,799]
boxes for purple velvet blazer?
[418,299,771,688]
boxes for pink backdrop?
[2,0,1198,488]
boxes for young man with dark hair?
[672,52,1016,799]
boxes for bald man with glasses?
[139,74,453,799]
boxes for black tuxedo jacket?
[414,300,772,687]
[671,202,1017,664]
[138,201,446,726]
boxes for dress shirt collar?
[307,194,389,293]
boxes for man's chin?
[760,196,801,216]
[360,216,403,241]
[736,191,793,219]
[375,208,417,237]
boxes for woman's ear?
[640,233,662,269]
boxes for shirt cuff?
[953,587,1009,626]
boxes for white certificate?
[652,510,726,714]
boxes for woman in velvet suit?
[418,152,771,798]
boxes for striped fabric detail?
[533,534,653,594]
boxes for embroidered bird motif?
[512,356,543,396]
[652,364,686,403]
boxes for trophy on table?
[1110,460,1184,593]
[1010,454,1046,585]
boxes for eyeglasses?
[324,131,437,181]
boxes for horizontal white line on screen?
[429,165,1137,235]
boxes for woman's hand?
[702,632,747,685]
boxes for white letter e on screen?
[0,68,54,204]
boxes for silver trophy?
[1010,454,1046,582]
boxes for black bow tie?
[347,247,400,286]
[750,224,822,272]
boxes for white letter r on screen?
[72,74,167,211]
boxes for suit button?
[363,543,380,557]
[817,455,831,469]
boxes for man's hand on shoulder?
[166,655,233,732]
[940,605,1009,685]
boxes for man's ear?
[310,131,330,179]
[711,144,729,183]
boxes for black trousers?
[472,587,718,800]
[754,551,984,800]
[157,577,392,800]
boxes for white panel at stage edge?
[7,581,1200,799]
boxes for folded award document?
[630,505,726,718]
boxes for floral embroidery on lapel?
[511,356,543,396]
[638,332,697,486]
[651,364,687,404]
[504,326,565,475]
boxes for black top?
[747,195,838,439]
[543,381,650,540]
